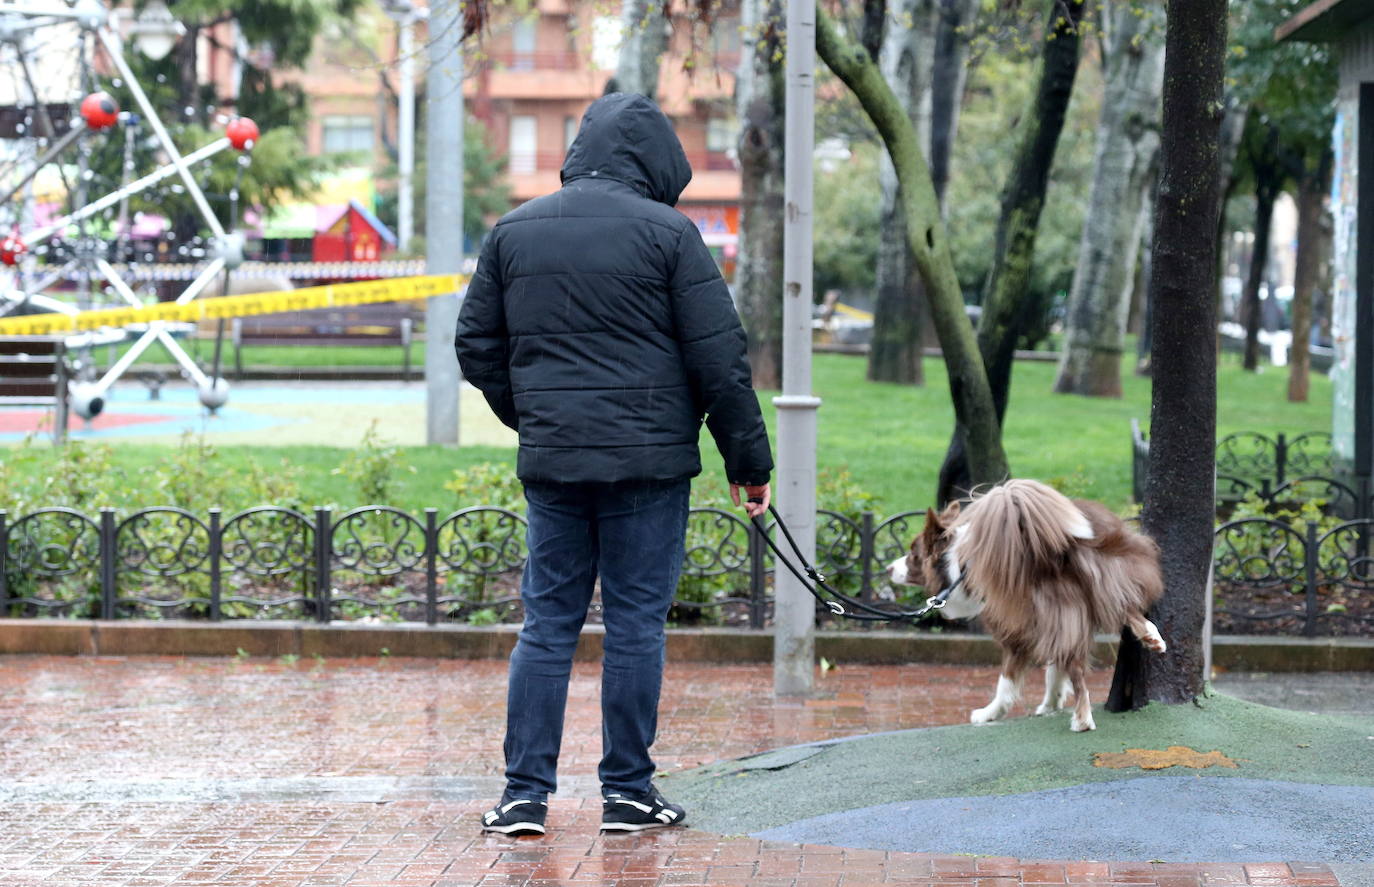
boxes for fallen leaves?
[1092,746,1239,770]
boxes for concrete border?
[0,620,1371,669]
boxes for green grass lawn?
[2,351,1332,516]
[108,339,416,368]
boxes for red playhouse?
[311,199,397,263]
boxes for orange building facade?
[287,1,742,263]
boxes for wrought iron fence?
[1131,424,1371,518]
[5,503,1372,636]
[1213,517,1374,635]
[0,505,930,629]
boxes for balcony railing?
[483,50,581,71]
[508,151,736,175]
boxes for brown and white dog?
[888,479,1167,732]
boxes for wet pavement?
[0,655,1365,886]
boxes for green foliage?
[168,0,366,67]
[375,114,513,250]
[0,433,302,515]
[443,462,524,511]
[945,51,1100,327]
[817,466,882,522]
[813,144,881,298]
[441,463,525,612]
[1228,0,1338,188]
[466,607,501,626]
[1,433,305,619]
[79,0,364,239]
[1216,491,1342,598]
[330,421,415,506]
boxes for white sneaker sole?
[482,821,546,835]
[600,820,683,832]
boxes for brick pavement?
[0,656,1346,886]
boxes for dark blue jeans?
[503,478,690,801]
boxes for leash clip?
[825,601,845,615]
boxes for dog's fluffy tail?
[953,479,1091,604]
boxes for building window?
[564,115,578,150]
[321,115,374,154]
[511,18,536,70]
[509,115,537,174]
[707,117,737,154]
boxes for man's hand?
[730,482,770,520]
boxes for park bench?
[0,336,70,442]
[229,302,421,380]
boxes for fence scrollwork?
[1,508,101,616]
[1,495,1369,634]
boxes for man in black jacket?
[456,93,773,836]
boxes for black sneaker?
[481,796,547,836]
[600,785,686,832]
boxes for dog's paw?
[1141,621,1167,653]
[1033,702,1056,716]
[1070,714,1096,732]
[970,706,1000,724]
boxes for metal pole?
[97,28,227,239]
[398,14,416,253]
[774,0,819,697]
[0,121,84,208]
[25,139,231,245]
[425,0,464,445]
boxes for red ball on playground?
[0,235,26,266]
[227,117,259,151]
[80,92,119,130]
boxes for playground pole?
[774,0,819,697]
[424,0,463,446]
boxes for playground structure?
[0,0,260,421]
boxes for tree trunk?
[1317,186,1335,347]
[1242,178,1277,372]
[612,0,669,98]
[869,162,927,385]
[735,0,785,388]
[817,4,1010,488]
[1288,149,1334,402]
[929,0,979,209]
[1134,175,1157,375]
[868,0,938,385]
[1211,98,1249,355]
[177,25,201,122]
[1054,0,1165,398]
[1106,0,1226,712]
[937,0,1089,504]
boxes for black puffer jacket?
[455,93,773,486]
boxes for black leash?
[748,501,962,624]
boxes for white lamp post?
[383,0,425,254]
[128,0,185,61]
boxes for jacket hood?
[560,93,693,206]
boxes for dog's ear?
[942,501,961,522]
[922,507,943,537]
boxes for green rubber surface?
[664,692,1374,835]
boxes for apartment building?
[292,0,743,266]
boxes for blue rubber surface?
[754,776,1374,862]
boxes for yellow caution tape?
[0,274,467,337]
